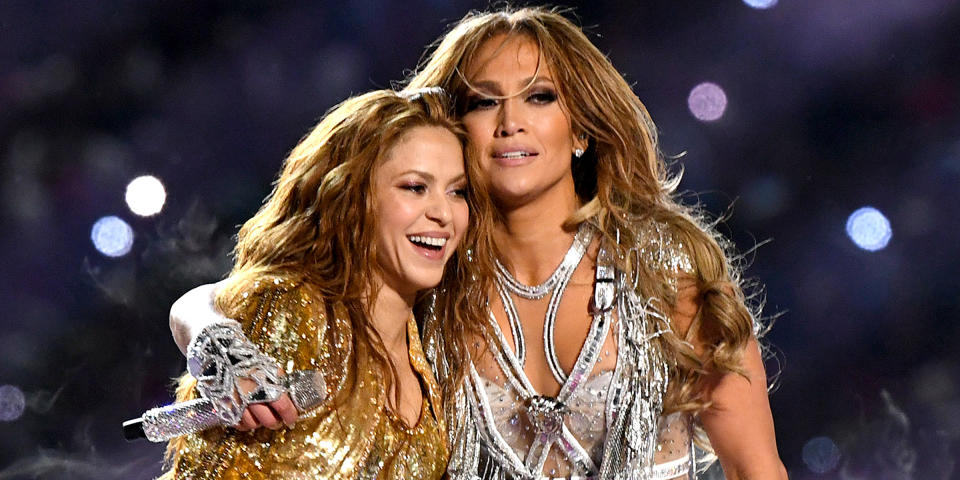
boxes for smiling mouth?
[494,151,537,159]
[408,235,447,251]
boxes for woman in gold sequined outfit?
[170,6,787,480]
[160,89,497,479]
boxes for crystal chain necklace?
[494,223,595,381]
[494,223,593,300]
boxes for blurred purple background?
[1,1,958,478]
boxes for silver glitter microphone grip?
[123,370,326,442]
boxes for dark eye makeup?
[464,88,558,112]
[401,183,427,194]
[465,96,498,111]
[528,89,557,104]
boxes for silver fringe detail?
[443,219,699,479]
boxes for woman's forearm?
[169,281,231,355]
[701,338,787,479]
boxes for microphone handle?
[123,370,325,442]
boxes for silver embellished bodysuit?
[440,222,704,480]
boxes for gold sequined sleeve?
[231,277,342,378]
[162,276,346,479]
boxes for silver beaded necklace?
[494,223,596,382]
[494,223,593,300]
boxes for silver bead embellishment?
[525,395,569,441]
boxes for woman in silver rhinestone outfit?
[169,6,787,480]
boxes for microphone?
[123,370,326,442]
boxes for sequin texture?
[442,220,699,479]
[163,278,448,480]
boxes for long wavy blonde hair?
[405,6,759,414]
[215,88,497,407]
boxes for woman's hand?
[171,282,300,430]
[233,379,299,431]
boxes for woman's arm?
[169,282,299,430]
[170,282,229,355]
[699,338,787,479]
[673,279,788,479]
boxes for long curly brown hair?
[215,88,497,407]
[405,6,761,416]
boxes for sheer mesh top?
[465,227,695,479]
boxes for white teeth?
[409,235,447,248]
[498,151,530,159]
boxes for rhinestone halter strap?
[484,223,617,476]
[494,223,594,369]
[494,223,593,300]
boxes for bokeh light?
[0,385,26,422]
[3,1,958,474]
[846,206,892,251]
[688,82,728,122]
[90,215,134,257]
[125,175,166,217]
[743,0,778,9]
[741,175,790,220]
[802,436,841,473]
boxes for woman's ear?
[572,132,588,156]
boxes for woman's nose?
[495,99,525,137]
[425,194,452,225]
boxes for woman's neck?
[495,181,581,286]
[369,284,415,352]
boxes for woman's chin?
[399,272,445,295]
[488,174,572,210]
[490,184,538,208]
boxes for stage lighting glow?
[742,176,788,220]
[0,385,26,422]
[743,0,778,9]
[688,82,727,122]
[125,175,166,216]
[846,207,892,251]
[91,215,134,257]
[802,436,841,473]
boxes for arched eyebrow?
[447,173,468,187]
[396,170,467,186]
[468,76,556,97]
